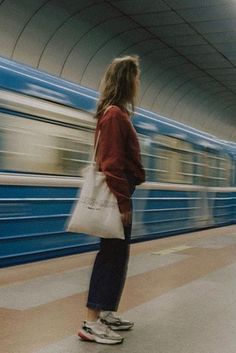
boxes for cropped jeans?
[86,221,132,312]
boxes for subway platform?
[1,224,236,353]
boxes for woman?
[78,55,145,345]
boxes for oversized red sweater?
[95,105,145,213]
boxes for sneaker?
[78,319,123,345]
[100,311,134,331]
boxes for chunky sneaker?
[78,319,123,344]
[100,311,134,331]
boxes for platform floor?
[1,224,236,353]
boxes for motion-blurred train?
[0,57,235,267]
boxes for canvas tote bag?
[66,129,125,239]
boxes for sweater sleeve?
[97,108,131,213]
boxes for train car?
[0,57,235,267]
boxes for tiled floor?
[1,225,236,353]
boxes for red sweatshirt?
[95,105,145,213]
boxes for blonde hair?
[95,55,140,119]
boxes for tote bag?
[66,130,125,239]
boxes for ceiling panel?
[214,42,236,52]
[175,45,216,55]
[178,4,236,22]
[166,0,235,10]
[185,53,231,63]
[149,23,195,37]
[193,19,236,33]
[218,73,236,79]
[115,0,169,13]
[186,55,232,69]
[163,34,206,46]
[206,68,236,75]
[132,11,184,26]
[204,32,236,43]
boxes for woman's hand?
[121,210,132,226]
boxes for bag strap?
[92,105,114,163]
[92,130,101,163]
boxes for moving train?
[0,57,235,267]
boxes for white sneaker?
[78,319,123,344]
[100,311,134,331]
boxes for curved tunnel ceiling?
[0,0,236,141]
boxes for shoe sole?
[109,324,134,331]
[78,329,123,345]
[100,319,134,331]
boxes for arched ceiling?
[0,0,236,140]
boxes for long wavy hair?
[95,55,140,119]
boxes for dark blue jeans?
[87,222,132,312]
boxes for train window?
[191,151,205,185]
[137,134,177,182]
[179,147,194,184]
[232,159,236,186]
[150,135,194,184]
[137,134,154,181]
[55,134,93,176]
[202,152,217,187]
[0,128,5,169]
[137,137,168,182]
[218,156,232,187]
[0,112,94,176]
[152,144,169,182]
[199,151,233,187]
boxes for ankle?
[86,308,100,322]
